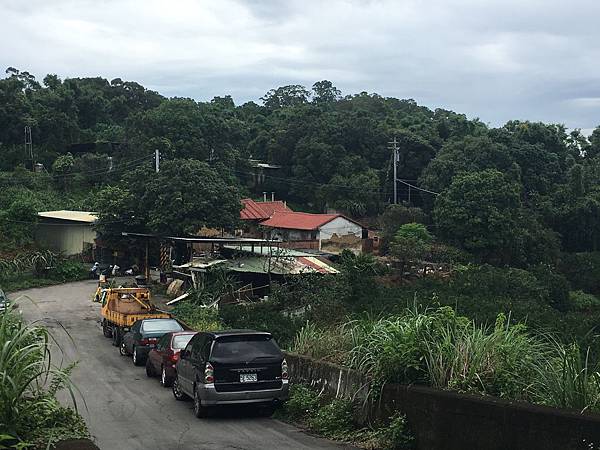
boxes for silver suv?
[172,330,289,417]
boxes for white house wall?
[319,217,362,240]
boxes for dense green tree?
[0,194,38,247]
[390,222,433,275]
[434,170,523,265]
[95,159,241,239]
[261,85,311,109]
[0,67,597,267]
[311,80,341,104]
[379,204,427,253]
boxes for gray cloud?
[2,0,599,130]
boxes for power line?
[396,178,440,196]
[47,154,154,179]
[0,154,154,185]
[231,168,392,195]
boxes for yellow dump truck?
[94,287,171,346]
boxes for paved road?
[13,280,350,450]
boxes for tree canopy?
[1,67,600,269]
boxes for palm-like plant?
[0,305,79,440]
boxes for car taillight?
[281,358,289,380]
[204,362,214,383]
[170,352,179,363]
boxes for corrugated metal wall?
[35,223,97,256]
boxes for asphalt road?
[13,280,350,450]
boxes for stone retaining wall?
[285,352,600,450]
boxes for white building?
[35,210,98,256]
[260,211,363,250]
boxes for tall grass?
[291,321,351,364]
[292,305,600,413]
[531,343,600,412]
[0,304,81,442]
[0,250,58,279]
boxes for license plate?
[240,373,257,383]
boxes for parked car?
[146,331,197,387]
[0,289,11,313]
[172,330,289,418]
[120,318,184,366]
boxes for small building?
[35,210,98,256]
[259,211,363,251]
[247,159,282,188]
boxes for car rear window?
[142,319,183,333]
[211,335,281,361]
[172,334,194,349]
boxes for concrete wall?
[285,352,600,450]
[35,223,97,256]
[319,217,362,240]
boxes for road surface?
[14,280,350,450]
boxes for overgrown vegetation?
[0,306,88,448]
[171,303,222,331]
[289,306,600,413]
[0,251,88,292]
[277,384,414,449]
[4,67,600,443]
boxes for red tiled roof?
[240,198,292,220]
[259,211,342,230]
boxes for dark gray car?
[173,330,289,418]
[120,318,184,366]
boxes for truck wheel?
[102,321,113,338]
[112,328,121,347]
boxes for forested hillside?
[1,67,600,270]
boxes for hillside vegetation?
[2,67,600,356]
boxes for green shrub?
[375,412,415,450]
[172,302,223,331]
[283,384,321,420]
[219,301,302,348]
[569,291,600,311]
[49,260,87,282]
[21,397,89,448]
[559,252,600,296]
[530,264,571,311]
[308,398,354,437]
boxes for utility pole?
[24,126,33,171]
[155,149,160,173]
[388,137,399,204]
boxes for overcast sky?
[3,0,600,132]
